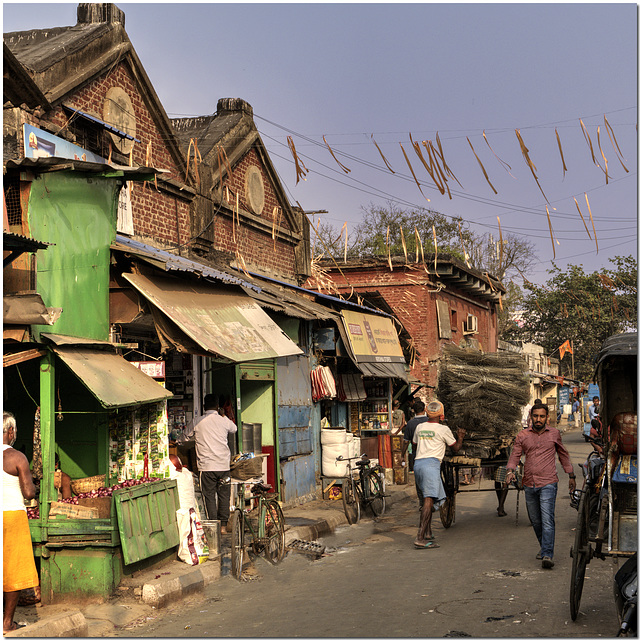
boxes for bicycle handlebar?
[336,454,369,462]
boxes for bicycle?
[337,454,387,524]
[229,481,286,581]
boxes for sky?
[3,2,638,286]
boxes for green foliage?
[347,202,473,263]
[502,256,638,381]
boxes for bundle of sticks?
[437,344,530,459]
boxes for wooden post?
[39,349,55,523]
[571,340,575,380]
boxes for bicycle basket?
[230,457,262,480]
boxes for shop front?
[113,265,303,494]
[3,336,177,603]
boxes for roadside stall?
[4,337,179,604]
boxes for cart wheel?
[263,500,286,564]
[440,494,456,529]
[342,476,361,524]
[230,510,245,581]
[570,489,592,621]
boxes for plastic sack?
[177,507,209,565]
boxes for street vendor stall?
[4,338,180,604]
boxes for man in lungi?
[3,411,39,632]
[413,400,465,549]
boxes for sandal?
[414,541,440,549]
[4,622,26,634]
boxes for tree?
[502,256,638,381]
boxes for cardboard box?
[49,501,99,519]
[77,497,112,519]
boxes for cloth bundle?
[336,374,367,402]
[311,366,337,402]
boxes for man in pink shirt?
[506,404,576,569]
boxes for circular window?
[245,166,265,216]
[103,88,136,155]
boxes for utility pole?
[571,339,575,380]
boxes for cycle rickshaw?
[569,332,637,621]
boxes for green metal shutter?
[113,479,180,565]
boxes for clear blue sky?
[3,2,637,285]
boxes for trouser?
[199,470,231,525]
[524,482,558,558]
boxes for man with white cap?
[412,400,465,549]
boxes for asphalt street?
[111,428,620,638]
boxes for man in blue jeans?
[506,403,576,569]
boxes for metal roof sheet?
[62,104,141,142]
[123,272,302,362]
[113,235,262,292]
[239,269,392,317]
[54,346,173,408]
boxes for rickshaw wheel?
[440,494,456,528]
[570,489,592,621]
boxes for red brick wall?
[214,148,298,279]
[306,266,500,393]
[40,61,190,248]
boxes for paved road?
[111,429,620,638]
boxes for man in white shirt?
[412,400,465,549]
[186,394,237,533]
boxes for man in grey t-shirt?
[189,394,237,533]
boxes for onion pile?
[27,507,39,519]
[59,476,164,505]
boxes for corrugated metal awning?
[54,347,173,408]
[123,272,302,362]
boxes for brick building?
[4,3,195,250]
[171,98,310,284]
[306,254,505,395]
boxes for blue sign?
[23,124,105,164]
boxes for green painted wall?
[239,380,274,447]
[26,172,120,341]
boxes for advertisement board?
[341,310,404,363]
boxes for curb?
[284,485,414,545]
[140,555,221,608]
[7,611,88,638]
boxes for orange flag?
[559,340,573,360]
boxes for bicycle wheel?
[263,500,286,564]
[342,476,361,524]
[229,510,245,580]
[570,488,592,621]
[367,469,386,517]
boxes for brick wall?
[209,148,299,279]
[306,265,499,394]
[40,61,190,248]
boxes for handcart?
[439,452,524,528]
[569,332,637,621]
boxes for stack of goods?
[321,429,360,477]
[437,344,530,459]
[311,366,337,402]
[108,402,170,484]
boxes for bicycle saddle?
[251,482,273,494]
[355,460,369,467]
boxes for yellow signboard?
[341,310,404,362]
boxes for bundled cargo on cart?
[437,344,530,459]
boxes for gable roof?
[171,98,301,235]
[3,3,189,180]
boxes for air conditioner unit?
[464,314,478,334]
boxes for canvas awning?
[339,309,408,381]
[122,273,302,362]
[53,346,173,408]
[3,293,62,326]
